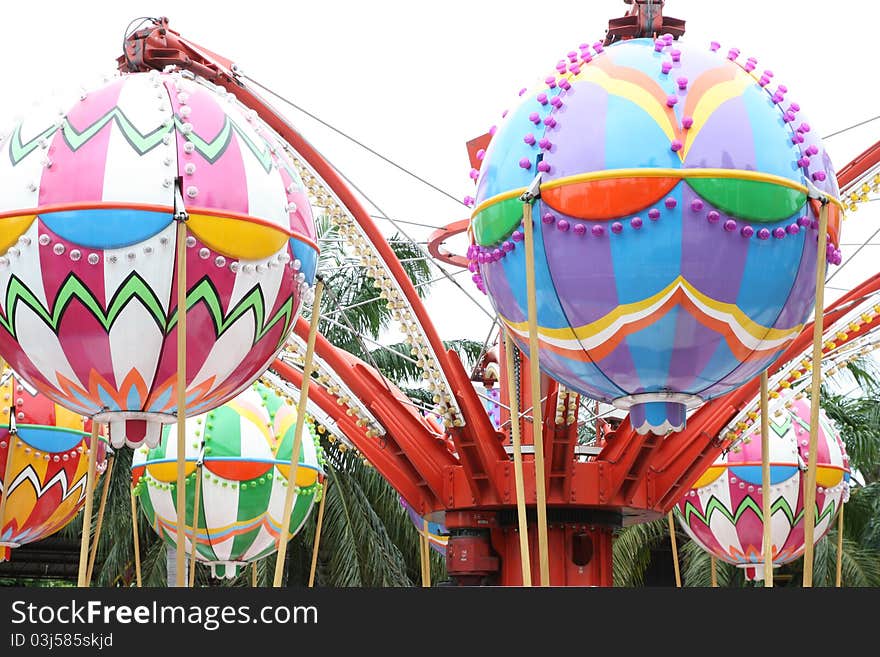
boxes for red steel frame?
[121,17,880,586]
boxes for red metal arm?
[120,18,509,505]
[836,140,880,191]
[270,358,436,513]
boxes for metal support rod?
[760,371,773,587]
[77,422,100,587]
[131,483,142,587]
[0,423,17,540]
[421,518,431,588]
[308,480,328,588]
[175,218,188,588]
[417,529,428,588]
[504,332,532,586]
[188,463,202,588]
[802,201,829,588]
[273,280,325,587]
[668,511,681,587]
[86,453,115,584]
[521,193,550,586]
[836,502,845,587]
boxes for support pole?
[308,480,328,588]
[421,518,432,588]
[802,200,829,588]
[77,422,100,587]
[521,193,550,586]
[760,371,774,587]
[131,483,142,587]
[86,452,115,584]
[252,562,258,588]
[188,463,202,588]
[0,423,17,538]
[668,511,681,588]
[504,333,532,586]
[273,280,324,588]
[710,556,718,588]
[836,501,845,587]
[418,529,428,588]
[175,218,188,588]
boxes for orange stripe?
[682,66,738,125]
[531,287,783,364]
[593,55,682,142]
[541,177,679,219]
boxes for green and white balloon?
[132,382,324,579]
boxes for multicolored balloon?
[0,374,106,561]
[131,382,323,578]
[400,496,448,556]
[675,395,850,580]
[467,37,842,434]
[0,70,318,448]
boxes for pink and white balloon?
[676,395,850,581]
[0,70,318,448]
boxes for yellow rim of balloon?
[471,168,845,218]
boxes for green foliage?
[821,392,880,482]
[611,518,667,587]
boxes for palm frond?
[443,339,485,374]
[389,234,432,294]
[612,518,667,587]
[820,392,880,480]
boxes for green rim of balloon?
[687,178,806,222]
[472,197,522,247]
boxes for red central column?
[445,511,615,586]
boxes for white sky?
[2,0,879,351]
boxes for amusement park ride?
[1,0,879,587]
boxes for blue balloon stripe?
[626,307,680,393]
[290,238,318,284]
[475,87,562,202]
[735,221,807,327]
[11,426,86,453]
[40,208,173,249]
[604,94,681,171]
[729,464,799,486]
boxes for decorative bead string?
[464,33,843,292]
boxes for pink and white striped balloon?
[676,395,850,581]
[0,70,318,448]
